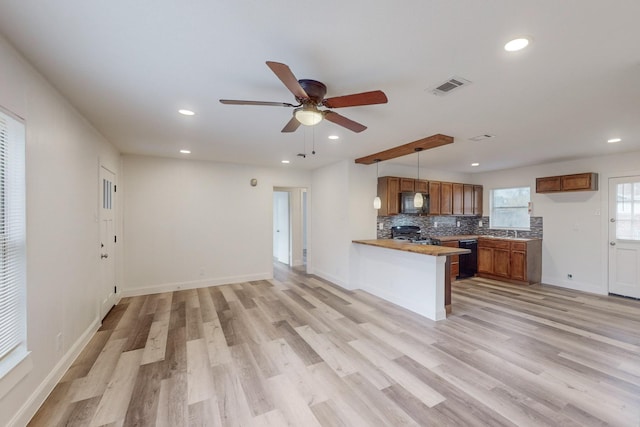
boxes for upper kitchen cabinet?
[463,184,474,215]
[400,178,415,192]
[452,183,464,215]
[473,185,483,216]
[428,181,441,215]
[377,176,400,216]
[536,172,598,193]
[415,179,428,193]
[376,176,482,216]
[440,182,453,215]
[462,184,483,216]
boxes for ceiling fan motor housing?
[298,79,327,104]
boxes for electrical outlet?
[378,222,383,230]
[434,222,438,228]
[479,220,483,227]
[456,221,460,227]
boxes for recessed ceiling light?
[179,149,191,154]
[504,37,530,52]
[178,109,195,116]
[281,160,290,164]
[471,163,480,167]
[328,135,339,140]
[607,138,621,143]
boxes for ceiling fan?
[220,61,388,133]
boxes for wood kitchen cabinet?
[376,176,482,217]
[477,239,510,278]
[510,242,527,281]
[415,179,428,193]
[536,172,598,193]
[442,241,460,278]
[400,178,415,192]
[428,181,441,215]
[463,184,474,215]
[452,183,464,215]
[377,177,400,216]
[477,238,542,285]
[440,182,453,215]
[473,185,483,216]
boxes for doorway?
[273,187,307,269]
[99,165,117,319]
[608,175,640,298]
[273,191,290,265]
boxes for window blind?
[0,110,26,367]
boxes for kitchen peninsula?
[352,239,470,321]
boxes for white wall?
[121,155,311,295]
[378,162,472,184]
[476,151,640,295]
[311,160,377,288]
[0,35,121,426]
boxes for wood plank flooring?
[29,265,640,426]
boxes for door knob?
[610,241,616,246]
[610,218,616,223]
[101,253,109,259]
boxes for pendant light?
[414,148,424,208]
[373,159,382,209]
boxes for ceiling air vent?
[431,76,472,96]
[469,134,495,142]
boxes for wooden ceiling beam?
[354,134,454,165]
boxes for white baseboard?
[541,275,607,295]
[9,317,101,427]
[310,268,347,289]
[120,273,272,298]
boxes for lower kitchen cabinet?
[477,237,542,284]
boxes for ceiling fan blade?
[266,61,309,100]
[281,116,302,133]
[324,111,367,133]
[219,99,296,107]
[323,90,388,108]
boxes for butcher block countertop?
[437,235,479,242]
[353,239,471,256]
[437,235,541,243]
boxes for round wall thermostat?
[250,178,258,187]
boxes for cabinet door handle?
[101,253,109,259]
[610,241,616,246]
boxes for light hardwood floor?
[29,265,640,426]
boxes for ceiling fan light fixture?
[294,106,324,126]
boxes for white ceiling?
[1,0,639,172]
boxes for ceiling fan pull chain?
[312,125,316,155]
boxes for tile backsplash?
[376,215,543,239]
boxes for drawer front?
[479,239,510,250]
[511,242,527,251]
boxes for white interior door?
[608,176,640,298]
[100,166,117,318]
[273,191,290,265]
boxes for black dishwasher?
[458,239,478,278]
